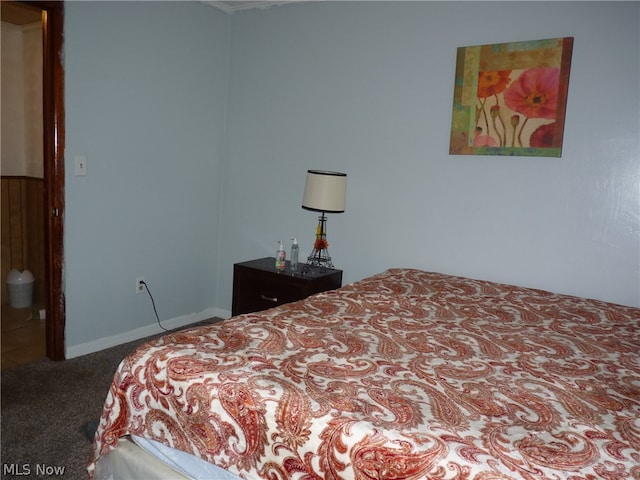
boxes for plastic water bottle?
[290,237,299,273]
[276,241,286,271]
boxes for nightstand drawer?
[234,271,305,313]
[232,257,342,316]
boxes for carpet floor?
[1,318,222,480]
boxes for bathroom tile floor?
[1,304,46,370]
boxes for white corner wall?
[1,21,42,178]
[1,22,25,176]
[22,23,44,179]
[219,1,639,308]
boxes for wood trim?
[22,1,66,360]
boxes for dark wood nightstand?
[232,257,343,316]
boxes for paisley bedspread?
[90,268,640,479]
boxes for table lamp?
[301,170,347,269]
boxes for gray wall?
[64,1,639,355]
[219,1,639,309]
[64,2,230,352]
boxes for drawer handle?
[260,294,278,303]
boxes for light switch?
[75,155,87,176]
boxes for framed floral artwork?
[449,37,573,157]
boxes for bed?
[89,268,640,479]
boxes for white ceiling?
[205,1,302,13]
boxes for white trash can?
[6,269,35,309]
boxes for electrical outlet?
[136,277,146,294]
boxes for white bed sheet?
[94,436,243,480]
[131,436,243,480]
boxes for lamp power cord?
[140,280,169,332]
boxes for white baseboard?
[65,307,232,359]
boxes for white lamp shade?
[302,170,347,213]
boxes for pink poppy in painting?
[530,122,557,147]
[477,70,511,98]
[503,68,560,119]
[473,132,499,147]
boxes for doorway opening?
[1,1,65,366]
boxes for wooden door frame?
[19,1,66,360]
